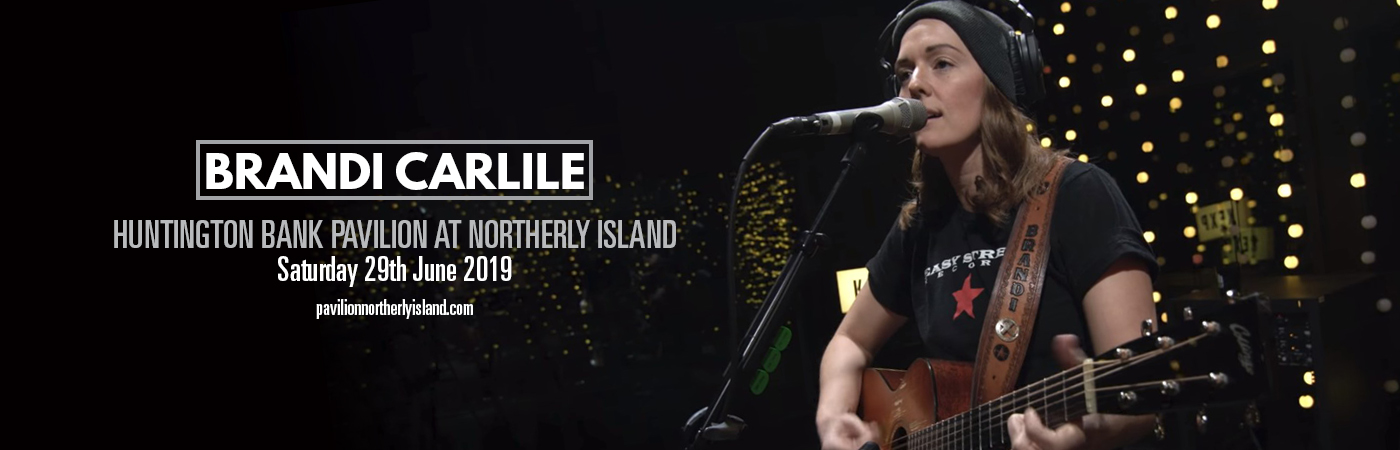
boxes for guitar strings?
[892,342,1171,448]
[885,331,1211,449]
[952,332,1214,439]
[889,333,1204,449]
[889,366,1105,450]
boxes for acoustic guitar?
[858,300,1267,450]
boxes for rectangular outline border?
[195,140,593,200]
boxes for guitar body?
[860,358,973,449]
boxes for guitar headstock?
[1080,297,1270,418]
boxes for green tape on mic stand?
[750,326,795,395]
[749,370,769,395]
[774,325,792,351]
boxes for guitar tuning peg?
[1243,402,1261,427]
[1160,380,1181,396]
[1201,321,1221,337]
[1156,336,1176,350]
[1116,348,1134,360]
[1154,414,1166,440]
[1196,409,1208,433]
[1142,319,1155,337]
[1118,391,1138,409]
[1209,372,1230,388]
[1183,307,1194,321]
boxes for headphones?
[876,0,1046,111]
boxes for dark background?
[98,0,1397,449]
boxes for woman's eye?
[896,71,912,85]
[934,60,953,70]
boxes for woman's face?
[895,19,987,156]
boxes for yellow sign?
[1222,226,1274,265]
[835,267,868,314]
[1195,199,1251,242]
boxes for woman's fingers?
[1022,407,1086,450]
[820,414,876,450]
[1052,334,1089,370]
[1007,413,1038,450]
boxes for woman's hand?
[1006,334,1096,450]
[816,412,877,450]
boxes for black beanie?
[892,1,1017,102]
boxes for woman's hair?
[897,76,1068,230]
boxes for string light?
[1186,192,1198,204]
[1101,95,1114,107]
[1351,173,1366,188]
[1231,188,1244,201]
[1284,255,1300,269]
[1054,23,1065,35]
[1172,69,1185,82]
[1144,231,1156,243]
[1136,83,1148,95]
[1262,40,1277,54]
[1278,183,1293,198]
[1123,49,1137,62]
[1067,53,1077,64]
[1289,224,1304,238]
[1040,137,1053,147]
[1142,141,1154,153]
[1065,129,1077,141]
[1207,14,1221,29]
[1059,76,1072,88]
[1137,172,1150,184]
[1061,2,1072,13]
[1263,0,1279,10]
[1298,395,1314,409]
[1270,113,1285,126]
[1169,97,1183,112]
[1216,55,1230,68]
[1165,6,1178,20]
[1184,226,1197,238]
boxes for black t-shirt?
[867,160,1158,388]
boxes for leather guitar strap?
[970,155,1073,406]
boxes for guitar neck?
[887,302,1267,450]
[907,365,1097,450]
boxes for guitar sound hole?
[891,427,908,450]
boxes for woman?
[815,2,1159,450]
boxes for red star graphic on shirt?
[952,274,983,320]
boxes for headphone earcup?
[1013,32,1045,108]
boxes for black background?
[92,0,1399,449]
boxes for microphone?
[772,97,927,136]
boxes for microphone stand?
[683,114,884,450]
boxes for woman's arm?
[1076,257,1159,450]
[1009,257,1158,450]
[816,285,908,450]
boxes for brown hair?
[897,77,1068,230]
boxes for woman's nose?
[905,69,930,98]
